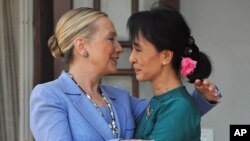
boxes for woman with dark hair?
[127,5,213,141]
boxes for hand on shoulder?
[194,79,222,103]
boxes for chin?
[109,68,118,74]
[136,73,151,82]
[135,75,145,82]
[103,67,117,75]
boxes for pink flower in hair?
[180,57,197,77]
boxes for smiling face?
[86,17,123,75]
[129,33,164,81]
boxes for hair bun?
[188,36,195,45]
[48,35,62,58]
[184,36,199,60]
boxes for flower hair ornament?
[180,57,197,77]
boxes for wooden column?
[33,0,54,85]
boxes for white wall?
[180,0,250,140]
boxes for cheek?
[140,58,161,77]
[145,61,162,75]
[99,45,113,58]
[146,55,162,70]
[104,45,115,56]
[142,54,160,68]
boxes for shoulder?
[153,96,200,127]
[165,88,197,107]
[33,79,61,90]
[170,97,197,109]
[159,93,200,115]
[31,79,63,103]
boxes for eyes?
[132,42,142,52]
[108,37,114,41]
[107,32,117,42]
[136,46,142,52]
[133,47,141,52]
[107,35,120,48]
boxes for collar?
[58,71,82,95]
[58,71,116,101]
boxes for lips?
[135,69,141,73]
[133,66,141,73]
[111,57,119,64]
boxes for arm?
[192,79,222,115]
[129,96,149,124]
[30,85,72,141]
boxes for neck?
[151,68,182,96]
[68,66,102,96]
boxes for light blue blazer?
[30,71,148,141]
[30,71,218,141]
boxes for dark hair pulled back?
[127,5,212,83]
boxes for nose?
[115,41,123,53]
[129,50,135,64]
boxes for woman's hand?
[194,79,222,103]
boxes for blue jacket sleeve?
[129,96,149,124]
[30,85,72,141]
[191,88,222,116]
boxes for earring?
[162,62,167,65]
[83,51,89,57]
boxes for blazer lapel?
[59,72,114,140]
[108,99,126,138]
[100,86,126,138]
[73,95,114,140]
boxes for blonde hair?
[48,7,107,62]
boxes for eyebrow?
[133,41,139,47]
[109,31,117,37]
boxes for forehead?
[135,33,151,45]
[93,17,116,35]
[134,32,157,51]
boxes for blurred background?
[1,0,250,140]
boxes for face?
[86,17,123,75]
[129,33,163,81]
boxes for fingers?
[209,88,222,103]
[194,79,202,86]
[214,89,222,102]
[195,79,213,88]
[202,79,212,88]
[204,79,218,93]
[195,79,222,103]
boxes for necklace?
[68,73,118,138]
